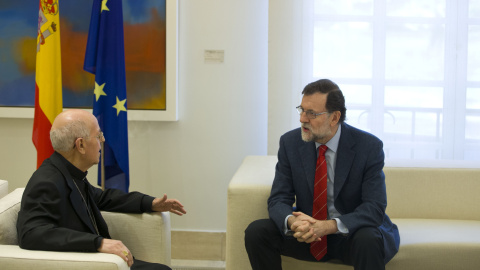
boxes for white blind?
[291,0,480,164]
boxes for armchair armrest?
[226,156,277,270]
[101,211,171,266]
[0,245,128,270]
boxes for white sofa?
[226,156,480,270]
[0,179,171,270]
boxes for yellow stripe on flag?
[33,1,63,168]
[36,1,63,123]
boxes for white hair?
[50,119,90,152]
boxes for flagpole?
[101,142,105,190]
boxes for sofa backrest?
[232,156,480,222]
[384,167,480,221]
[0,188,24,245]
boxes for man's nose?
[300,112,309,123]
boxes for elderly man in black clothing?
[17,109,186,269]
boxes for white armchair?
[0,179,171,270]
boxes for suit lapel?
[334,123,356,200]
[299,141,317,195]
[50,153,98,234]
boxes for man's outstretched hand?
[152,194,187,216]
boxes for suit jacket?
[17,152,153,252]
[268,123,400,263]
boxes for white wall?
[268,0,305,156]
[0,118,37,186]
[0,0,268,232]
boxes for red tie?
[310,145,328,260]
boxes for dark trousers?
[131,259,171,270]
[245,219,385,270]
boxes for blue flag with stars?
[84,0,129,192]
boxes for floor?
[171,259,225,270]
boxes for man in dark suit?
[17,109,186,269]
[245,79,400,270]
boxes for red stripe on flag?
[32,83,54,169]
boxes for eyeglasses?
[95,131,104,141]
[296,106,329,119]
[73,131,104,149]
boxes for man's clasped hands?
[287,212,338,244]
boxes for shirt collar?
[315,124,342,153]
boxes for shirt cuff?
[333,218,349,234]
[284,214,294,235]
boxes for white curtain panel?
[268,0,480,166]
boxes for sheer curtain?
[268,0,480,167]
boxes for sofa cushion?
[0,188,24,245]
[0,180,8,199]
[387,218,480,270]
[394,218,480,245]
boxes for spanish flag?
[32,0,63,168]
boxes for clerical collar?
[54,151,88,182]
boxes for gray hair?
[50,119,90,152]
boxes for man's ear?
[74,138,86,154]
[330,111,341,127]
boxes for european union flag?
[84,0,129,192]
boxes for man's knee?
[351,227,384,253]
[344,227,386,269]
[245,219,272,244]
[131,259,171,270]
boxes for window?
[298,0,480,162]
